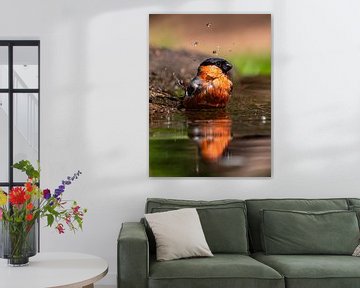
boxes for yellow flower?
[0,189,7,206]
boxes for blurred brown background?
[150,14,271,57]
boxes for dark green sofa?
[118,198,360,288]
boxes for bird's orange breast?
[184,65,232,109]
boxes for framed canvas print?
[149,14,271,177]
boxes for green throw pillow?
[349,205,360,228]
[261,209,360,255]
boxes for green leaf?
[44,205,60,217]
[47,214,54,227]
[12,160,40,180]
[75,215,83,230]
[12,160,29,170]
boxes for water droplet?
[193,41,199,46]
[206,23,211,28]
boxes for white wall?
[1,0,360,285]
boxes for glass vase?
[0,220,37,266]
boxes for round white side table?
[0,252,108,288]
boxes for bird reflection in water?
[186,110,271,177]
[187,111,232,163]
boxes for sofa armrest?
[118,222,149,288]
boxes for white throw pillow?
[353,244,360,256]
[145,208,213,261]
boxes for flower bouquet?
[0,160,87,266]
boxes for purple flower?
[43,189,51,200]
[54,189,63,198]
[54,170,82,199]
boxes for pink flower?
[0,208,3,220]
[72,205,80,215]
[56,223,65,234]
[65,214,71,225]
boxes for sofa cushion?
[261,209,359,255]
[146,198,249,254]
[149,254,284,288]
[246,198,349,252]
[145,208,213,261]
[253,252,360,288]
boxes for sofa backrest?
[348,198,360,207]
[245,198,350,252]
[145,198,249,255]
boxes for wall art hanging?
[149,14,271,177]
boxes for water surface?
[149,76,271,177]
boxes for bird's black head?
[199,58,233,74]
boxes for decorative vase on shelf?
[0,220,37,266]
